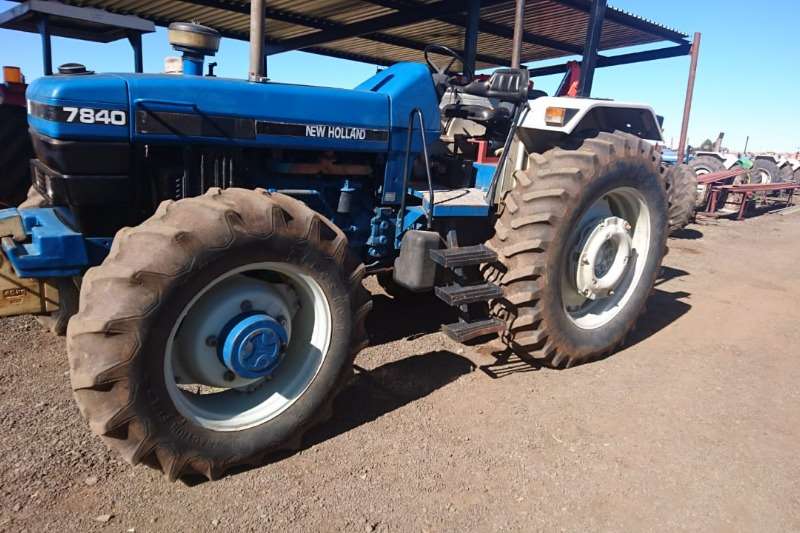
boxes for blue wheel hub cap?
[220,314,289,379]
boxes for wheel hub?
[221,314,289,379]
[574,216,633,300]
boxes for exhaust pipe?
[249,0,266,81]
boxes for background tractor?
[0,0,686,481]
[0,66,34,208]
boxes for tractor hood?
[27,74,130,141]
[26,63,440,153]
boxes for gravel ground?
[1,208,799,532]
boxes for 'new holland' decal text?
[257,121,388,142]
[305,124,367,140]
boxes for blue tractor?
[0,13,670,480]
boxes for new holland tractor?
[0,11,676,480]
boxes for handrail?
[399,108,435,231]
[485,103,527,204]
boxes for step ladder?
[430,243,505,343]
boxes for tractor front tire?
[67,188,370,481]
[487,131,667,368]
[663,163,698,234]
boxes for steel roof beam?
[528,42,692,77]
[362,0,584,56]
[269,0,508,53]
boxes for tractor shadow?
[366,293,458,344]
[669,227,704,240]
[194,350,474,484]
[302,351,475,447]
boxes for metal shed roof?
[0,0,153,42]
[18,0,688,68]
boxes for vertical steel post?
[510,0,525,68]
[249,0,266,81]
[128,32,144,73]
[463,0,480,74]
[677,32,701,165]
[37,15,53,76]
[578,0,607,97]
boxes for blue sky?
[1,0,797,153]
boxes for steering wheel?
[424,44,474,83]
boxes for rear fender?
[518,96,663,146]
[694,151,739,169]
[495,97,663,200]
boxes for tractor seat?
[442,103,511,124]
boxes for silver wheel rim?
[693,165,712,176]
[164,262,332,432]
[562,187,652,330]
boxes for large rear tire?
[486,131,667,368]
[688,155,725,176]
[778,163,793,184]
[752,157,780,184]
[0,105,34,208]
[662,163,697,234]
[67,188,371,480]
[689,155,725,209]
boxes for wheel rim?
[693,165,712,176]
[562,187,652,330]
[164,262,332,432]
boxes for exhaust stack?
[249,0,266,81]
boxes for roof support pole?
[578,0,606,97]
[463,0,480,74]
[36,15,52,76]
[249,0,266,81]
[677,32,701,164]
[510,0,525,68]
[127,32,143,73]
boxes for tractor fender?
[517,96,663,145]
[754,154,780,164]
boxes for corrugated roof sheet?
[27,0,689,67]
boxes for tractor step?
[429,244,497,269]
[435,282,502,306]
[442,318,505,343]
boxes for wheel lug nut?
[205,335,217,347]
[240,300,253,311]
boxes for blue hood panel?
[27,74,130,140]
[25,63,440,153]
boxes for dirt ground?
[1,206,799,532]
